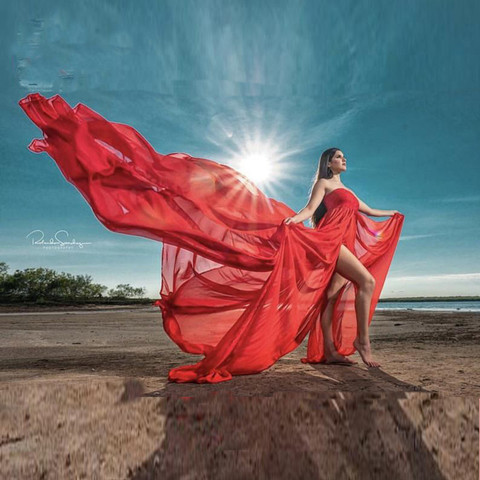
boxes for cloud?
[399,233,440,241]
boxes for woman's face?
[329,150,347,172]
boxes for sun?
[229,139,286,191]
[221,133,302,200]
[237,152,273,184]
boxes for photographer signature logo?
[26,229,92,249]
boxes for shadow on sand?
[128,388,445,480]
[117,366,446,479]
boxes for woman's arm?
[286,180,327,224]
[357,198,398,217]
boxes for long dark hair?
[309,147,340,229]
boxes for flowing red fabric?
[19,93,405,384]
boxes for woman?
[18,93,405,383]
[284,148,400,367]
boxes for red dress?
[18,93,405,384]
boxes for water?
[377,300,480,313]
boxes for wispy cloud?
[399,234,440,241]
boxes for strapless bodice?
[323,187,359,211]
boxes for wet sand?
[0,306,478,478]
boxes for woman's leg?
[321,272,357,364]
[331,244,380,367]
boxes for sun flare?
[222,132,303,200]
[237,153,273,184]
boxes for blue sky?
[1,0,479,298]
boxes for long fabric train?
[19,93,405,383]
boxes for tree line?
[0,262,148,304]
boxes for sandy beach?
[0,306,478,478]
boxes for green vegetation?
[0,262,151,306]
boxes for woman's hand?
[391,210,401,216]
[283,216,297,225]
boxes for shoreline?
[376,307,480,312]
[1,304,479,314]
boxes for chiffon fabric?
[19,93,405,384]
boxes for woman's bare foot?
[353,337,381,367]
[323,348,357,365]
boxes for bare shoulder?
[316,178,329,188]
[345,186,358,197]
